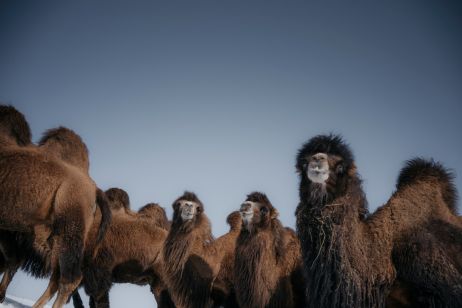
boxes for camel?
[295,134,462,307]
[233,192,305,308]
[162,192,242,308]
[0,105,110,308]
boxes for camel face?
[240,194,278,230]
[240,201,256,226]
[179,200,199,221]
[307,152,330,183]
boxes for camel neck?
[235,229,280,308]
[296,177,387,307]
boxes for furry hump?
[226,211,242,230]
[0,104,32,146]
[105,188,131,210]
[296,133,354,172]
[138,203,171,230]
[397,157,458,214]
[39,126,90,173]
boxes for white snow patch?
[0,295,50,308]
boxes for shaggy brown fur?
[211,211,242,307]
[0,105,110,308]
[39,127,90,174]
[138,203,171,230]
[234,192,305,308]
[80,188,173,308]
[105,188,132,215]
[0,105,31,146]
[162,192,239,308]
[295,134,462,307]
[389,220,462,307]
[0,105,34,302]
[388,160,462,307]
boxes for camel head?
[296,134,356,206]
[240,192,278,231]
[172,191,204,225]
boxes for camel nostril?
[241,203,251,212]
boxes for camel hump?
[397,157,458,214]
[39,126,89,173]
[138,203,170,230]
[0,104,32,146]
[226,211,242,230]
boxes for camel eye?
[260,206,268,215]
[336,164,345,174]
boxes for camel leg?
[150,277,162,303]
[0,264,18,302]
[52,277,82,308]
[70,289,85,308]
[151,280,175,308]
[32,225,62,308]
[49,200,90,308]
[0,231,22,303]
[94,292,110,308]
[32,272,59,308]
[89,295,96,308]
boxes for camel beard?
[307,182,328,207]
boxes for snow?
[0,295,50,308]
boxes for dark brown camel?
[295,134,461,307]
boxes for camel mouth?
[179,201,198,221]
[307,166,329,183]
[240,212,254,226]
[181,212,195,221]
[240,211,254,218]
[240,201,255,225]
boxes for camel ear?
[271,208,279,219]
[347,163,357,177]
[336,163,345,175]
[295,161,307,174]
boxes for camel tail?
[397,157,458,214]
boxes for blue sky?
[1,1,461,307]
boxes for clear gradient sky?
[1,1,461,307]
